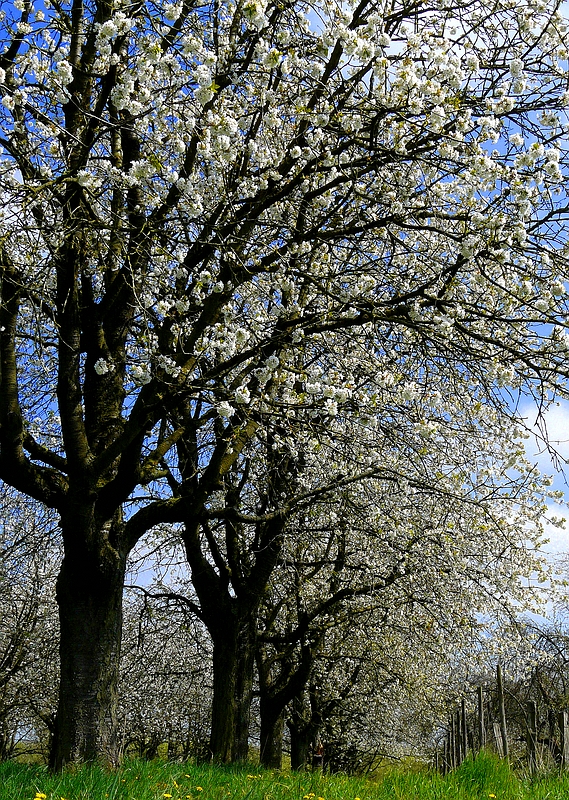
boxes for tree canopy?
[1,0,569,768]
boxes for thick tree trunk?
[288,692,321,771]
[289,723,313,772]
[209,612,256,763]
[260,704,284,769]
[49,524,126,771]
[233,614,256,762]
[257,642,316,770]
[209,634,238,763]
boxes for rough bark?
[233,613,256,762]
[209,634,239,763]
[259,701,284,769]
[287,690,322,771]
[206,609,257,762]
[289,723,314,772]
[257,636,317,769]
[181,501,285,763]
[49,513,126,770]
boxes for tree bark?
[289,722,314,771]
[209,633,238,763]
[49,515,126,771]
[287,687,324,771]
[208,610,257,763]
[260,701,284,769]
[181,504,284,764]
[233,614,256,762]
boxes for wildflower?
[164,794,173,798]
[196,787,203,792]
[34,794,47,800]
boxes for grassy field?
[2,752,569,800]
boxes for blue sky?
[521,399,569,557]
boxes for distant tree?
[2,0,569,768]
[0,488,59,760]
[254,471,556,770]
[118,585,212,761]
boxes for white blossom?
[234,385,251,404]
[94,358,110,375]
[217,401,235,418]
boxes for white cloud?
[540,504,568,556]
[520,401,569,558]
[521,400,569,483]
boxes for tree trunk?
[260,702,284,769]
[233,614,256,762]
[209,611,256,763]
[288,690,322,771]
[209,634,238,763]
[49,523,126,771]
[289,722,313,771]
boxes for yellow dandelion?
[196,787,203,792]
[164,794,173,798]
[34,794,47,800]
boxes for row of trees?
[1,482,567,772]
[1,0,569,770]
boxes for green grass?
[2,752,569,800]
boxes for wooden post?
[497,664,509,760]
[559,711,569,769]
[527,700,538,774]
[478,686,486,752]
[493,722,504,758]
[461,698,468,760]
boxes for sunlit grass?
[3,751,569,800]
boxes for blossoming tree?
[1,0,569,768]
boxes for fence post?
[461,698,468,760]
[560,711,569,769]
[493,722,504,758]
[497,664,509,760]
[526,700,538,774]
[477,686,486,752]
